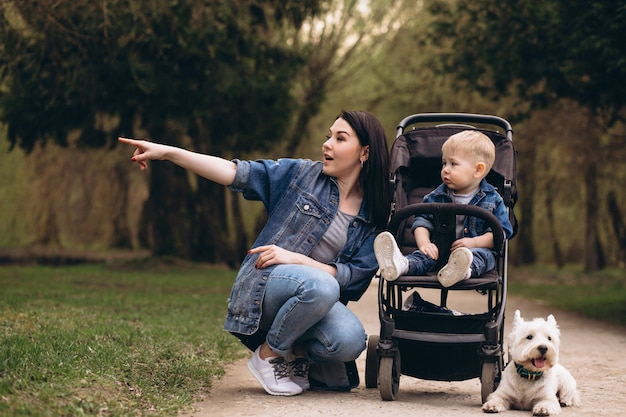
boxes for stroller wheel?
[365,335,380,388]
[379,348,401,401]
[480,361,499,403]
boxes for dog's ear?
[547,314,557,327]
[513,310,522,328]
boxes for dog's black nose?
[538,345,548,355]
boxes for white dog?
[483,310,580,416]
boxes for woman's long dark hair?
[339,110,391,230]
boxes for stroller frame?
[365,113,516,403]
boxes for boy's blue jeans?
[259,264,367,363]
[406,247,496,276]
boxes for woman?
[119,110,391,396]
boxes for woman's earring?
[361,160,364,168]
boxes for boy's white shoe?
[247,346,303,396]
[437,247,473,287]
[374,231,409,281]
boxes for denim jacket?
[225,158,379,336]
[412,179,514,240]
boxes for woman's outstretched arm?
[118,137,237,186]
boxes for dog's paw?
[532,402,561,416]
[559,395,580,408]
[482,401,503,413]
[557,385,581,407]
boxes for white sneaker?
[289,358,310,391]
[437,247,473,287]
[374,231,409,281]
[247,346,303,396]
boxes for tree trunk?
[511,127,536,265]
[110,162,133,249]
[35,209,61,248]
[545,181,563,268]
[190,177,232,264]
[583,161,603,271]
[285,83,327,155]
[34,151,61,248]
[147,160,193,258]
[607,191,626,262]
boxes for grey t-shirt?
[449,189,477,238]
[309,210,354,264]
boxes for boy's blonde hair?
[442,130,495,173]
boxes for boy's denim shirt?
[412,179,514,241]
[225,158,379,336]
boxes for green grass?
[1,261,624,416]
[0,261,246,416]
[508,265,626,327]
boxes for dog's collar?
[515,362,543,380]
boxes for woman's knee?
[320,328,366,362]
[298,267,340,306]
[337,320,367,358]
[306,306,366,362]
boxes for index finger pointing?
[118,137,141,146]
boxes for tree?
[428,0,626,270]
[0,0,321,261]
[278,0,413,155]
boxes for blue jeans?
[259,264,367,363]
[406,247,496,276]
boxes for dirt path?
[180,279,626,417]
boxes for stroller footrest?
[390,270,500,290]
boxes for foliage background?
[0,0,625,269]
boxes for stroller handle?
[387,203,506,254]
[396,113,513,140]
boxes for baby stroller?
[365,113,517,402]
